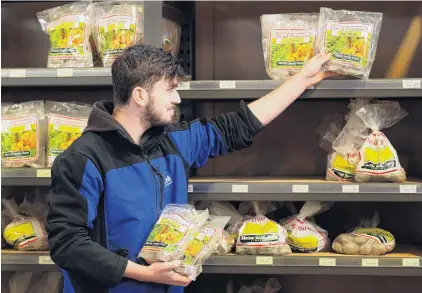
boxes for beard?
[145,100,181,127]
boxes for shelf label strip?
[319,258,336,266]
[362,258,379,267]
[232,184,249,193]
[402,258,420,267]
[256,256,273,265]
[292,184,309,193]
[39,256,54,265]
[36,169,51,178]
[402,80,421,89]
[400,185,417,193]
[219,81,236,89]
[342,185,359,193]
[9,69,26,78]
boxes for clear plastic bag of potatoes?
[324,99,370,181]
[332,213,395,255]
[1,101,46,168]
[236,202,291,255]
[37,2,94,68]
[175,216,230,280]
[261,13,319,79]
[2,198,49,251]
[281,201,333,253]
[138,204,208,264]
[214,230,236,255]
[91,1,145,67]
[315,7,383,79]
[355,101,408,182]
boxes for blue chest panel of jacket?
[104,155,187,293]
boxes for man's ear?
[132,86,148,107]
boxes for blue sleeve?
[47,152,128,287]
[168,100,263,168]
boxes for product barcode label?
[402,258,420,267]
[256,256,273,265]
[362,259,379,267]
[342,185,359,193]
[232,184,249,193]
[219,80,236,89]
[177,82,190,90]
[400,185,417,193]
[402,80,421,89]
[57,68,73,77]
[9,69,26,78]
[319,258,336,266]
[188,184,193,193]
[39,256,54,265]
[36,169,51,178]
[292,184,309,193]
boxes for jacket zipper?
[143,153,164,218]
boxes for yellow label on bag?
[3,221,36,244]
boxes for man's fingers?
[318,53,332,63]
[171,274,192,287]
[160,260,182,270]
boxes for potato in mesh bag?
[37,2,94,68]
[281,201,332,253]
[175,216,230,280]
[138,204,208,264]
[333,228,395,255]
[261,13,318,79]
[1,101,46,168]
[354,101,408,182]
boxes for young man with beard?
[47,44,332,293]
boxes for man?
[47,44,332,293]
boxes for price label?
[400,185,417,193]
[9,69,26,78]
[219,80,236,89]
[187,184,193,193]
[402,258,420,267]
[342,185,359,193]
[57,68,73,77]
[232,184,248,193]
[402,80,421,89]
[292,185,309,193]
[177,82,190,90]
[362,259,379,267]
[256,256,273,265]
[37,169,51,178]
[39,256,54,265]
[319,258,336,266]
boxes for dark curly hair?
[111,44,190,106]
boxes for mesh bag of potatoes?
[236,202,291,255]
[332,213,395,255]
[354,101,408,182]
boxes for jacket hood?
[84,101,165,148]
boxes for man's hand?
[124,260,192,287]
[295,53,335,88]
[247,52,335,126]
[146,260,192,286]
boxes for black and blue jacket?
[47,100,263,293]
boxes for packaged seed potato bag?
[91,1,144,67]
[261,13,319,79]
[46,102,91,167]
[324,99,370,181]
[1,101,46,168]
[236,202,291,255]
[281,201,332,253]
[355,101,408,182]
[332,213,396,255]
[175,216,230,280]
[315,7,383,79]
[2,198,48,251]
[138,204,209,264]
[37,2,94,68]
